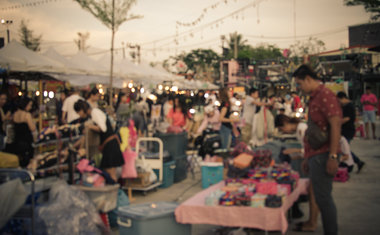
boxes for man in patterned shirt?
[293,65,342,235]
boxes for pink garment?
[196,109,221,135]
[128,120,137,148]
[361,93,378,111]
[76,158,102,174]
[121,149,137,178]
[256,181,278,195]
[175,179,309,234]
[167,125,183,134]
[167,108,186,127]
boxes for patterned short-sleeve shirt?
[304,84,342,158]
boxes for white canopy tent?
[172,79,219,90]
[0,41,65,73]
[97,54,175,85]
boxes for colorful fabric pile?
[205,165,299,208]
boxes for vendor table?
[175,178,309,234]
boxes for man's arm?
[341,117,350,124]
[328,115,341,155]
[251,99,267,106]
[61,111,67,124]
[326,115,341,176]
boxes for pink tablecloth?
[175,178,309,234]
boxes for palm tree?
[227,32,248,59]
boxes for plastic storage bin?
[201,162,224,188]
[153,160,176,188]
[174,155,187,183]
[154,132,188,159]
[118,202,191,235]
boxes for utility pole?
[293,0,296,43]
[1,19,13,43]
[234,32,238,59]
[121,42,126,59]
[220,35,225,58]
[136,45,141,64]
[109,0,115,106]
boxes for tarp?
[69,51,108,76]
[0,178,28,228]
[173,79,219,90]
[0,41,65,73]
[43,47,83,74]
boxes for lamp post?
[1,19,13,43]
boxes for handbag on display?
[305,119,329,150]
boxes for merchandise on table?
[204,165,300,208]
[265,195,283,208]
[205,189,225,206]
[251,194,267,208]
[36,124,83,144]
[233,153,253,169]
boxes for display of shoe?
[357,161,365,173]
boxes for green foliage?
[225,44,283,61]
[224,33,283,61]
[227,32,248,51]
[249,44,283,60]
[19,20,42,51]
[74,0,142,30]
[289,37,326,66]
[344,0,380,21]
[170,49,220,81]
[172,49,220,72]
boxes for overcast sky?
[0,0,372,62]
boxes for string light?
[176,0,225,28]
[0,0,63,12]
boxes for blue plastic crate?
[174,155,187,183]
[154,132,188,159]
[153,160,176,188]
[201,163,224,189]
[118,202,191,235]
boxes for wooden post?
[38,80,43,133]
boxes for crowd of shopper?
[0,63,379,234]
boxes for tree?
[344,0,380,21]
[171,49,221,81]
[289,37,326,66]
[19,20,42,51]
[225,32,248,59]
[249,44,283,61]
[74,0,142,105]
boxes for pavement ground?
[119,121,380,235]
